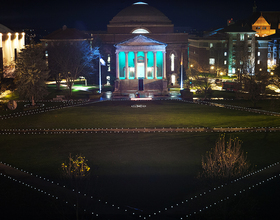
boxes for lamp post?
[180,51,183,90]
[99,53,102,93]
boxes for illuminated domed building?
[0,24,25,78]
[91,2,188,95]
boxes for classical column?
[154,52,157,79]
[163,51,166,79]
[134,52,138,79]
[116,51,119,79]
[144,52,148,79]
[125,52,128,79]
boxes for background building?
[189,10,280,77]
[91,2,189,95]
[0,24,25,78]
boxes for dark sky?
[1,0,280,32]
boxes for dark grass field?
[1,100,280,129]
[1,100,280,218]
[0,132,279,213]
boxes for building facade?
[189,11,280,77]
[0,24,25,78]
[91,2,188,95]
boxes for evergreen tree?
[15,43,49,106]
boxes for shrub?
[199,134,250,180]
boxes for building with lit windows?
[90,2,188,95]
[189,9,280,77]
[0,24,25,78]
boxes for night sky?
[1,0,280,32]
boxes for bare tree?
[199,134,250,180]
[47,41,99,96]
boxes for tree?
[61,153,90,179]
[199,134,250,180]
[47,40,99,96]
[14,44,49,106]
[188,61,213,99]
[271,65,280,87]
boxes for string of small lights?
[0,126,279,135]
[1,161,279,219]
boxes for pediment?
[116,35,166,46]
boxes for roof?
[245,12,280,29]
[42,26,90,40]
[109,2,172,25]
[0,24,13,33]
[221,24,255,33]
[252,15,270,26]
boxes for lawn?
[1,100,280,129]
[1,100,280,217]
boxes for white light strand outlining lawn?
[1,160,279,219]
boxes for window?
[107,54,111,72]
[132,28,149,34]
[268,47,271,52]
[268,53,271,58]
[256,27,260,29]
[224,60,227,65]
[258,52,260,56]
[45,51,48,57]
[170,54,175,71]
[240,61,243,65]
[232,68,236,73]
[262,27,266,29]
[240,34,245,41]
[209,58,215,65]
[224,52,227,56]
[209,43,213,48]
[107,54,110,63]
[257,60,260,64]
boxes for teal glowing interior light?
[147,51,154,79]
[128,52,135,79]
[119,52,125,79]
[156,51,163,78]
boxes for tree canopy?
[15,43,49,105]
[47,40,99,96]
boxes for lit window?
[232,68,236,73]
[209,58,215,65]
[107,65,111,72]
[224,60,227,65]
[224,52,227,56]
[132,28,150,34]
[171,74,176,84]
[257,60,260,64]
[258,52,260,56]
[45,51,48,57]
[268,53,271,58]
[171,54,175,71]
[209,43,213,48]
[107,54,110,63]
[240,61,243,65]
[240,34,244,41]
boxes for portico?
[114,35,168,95]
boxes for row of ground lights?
[0,100,101,120]
[1,161,279,219]
[1,127,280,135]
